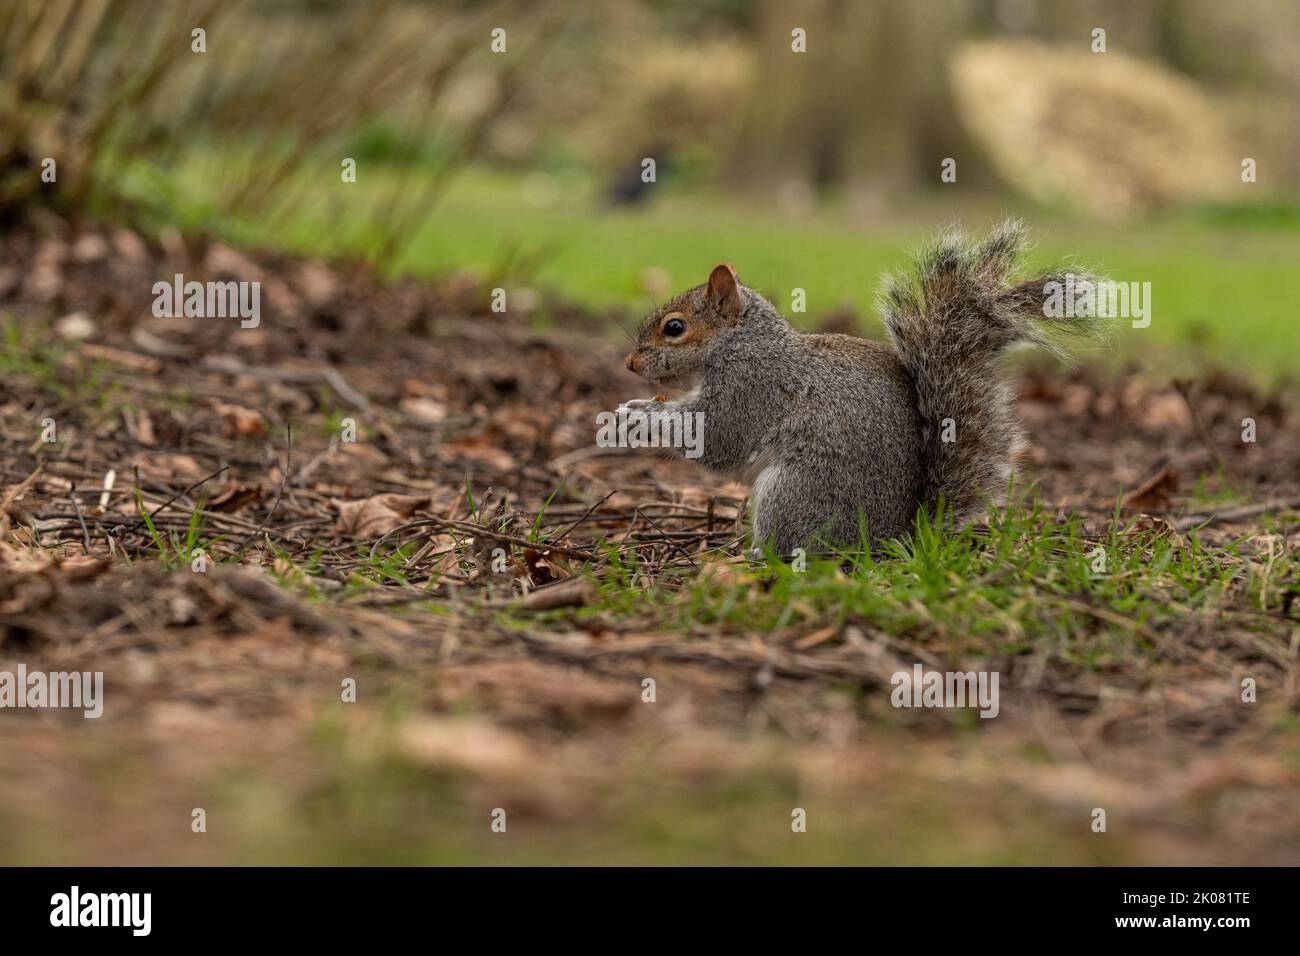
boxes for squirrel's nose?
[624,352,637,373]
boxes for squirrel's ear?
[706,263,741,317]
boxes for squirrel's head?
[624,263,749,389]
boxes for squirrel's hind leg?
[749,462,846,559]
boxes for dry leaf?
[1121,466,1180,512]
[59,556,110,581]
[490,406,545,443]
[426,533,457,554]
[524,547,570,587]
[793,625,841,650]
[214,403,267,437]
[697,556,753,587]
[400,397,448,425]
[134,453,207,480]
[338,442,389,465]
[78,343,162,373]
[441,436,515,471]
[334,493,433,537]
[208,483,262,513]
[512,577,593,611]
[130,408,157,446]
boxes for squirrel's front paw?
[617,398,665,416]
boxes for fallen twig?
[1174,496,1300,532]
[202,356,371,410]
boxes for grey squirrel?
[619,218,1107,554]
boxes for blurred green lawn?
[139,159,1300,382]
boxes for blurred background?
[2,0,1298,377]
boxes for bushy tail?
[878,217,1109,525]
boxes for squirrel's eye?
[663,318,686,338]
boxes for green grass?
[124,154,1300,382]
[134,487,222,571]
[1,314,126,427]
[496,498,1297,671]
[312,470,1296,668]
